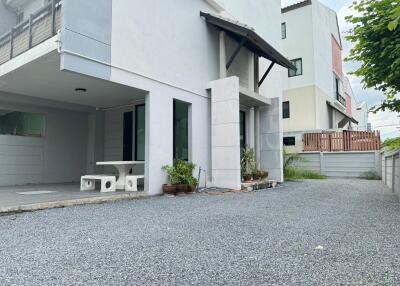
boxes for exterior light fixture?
[75,88,87,93]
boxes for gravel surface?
[1,179,400,285]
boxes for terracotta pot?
[252,172,261,180]
[261,171,269,179]
[162,184,176,195]
[243,174,252,182]
[186,185,196,193]
[176,184,188,193]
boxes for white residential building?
[0,0,292,194]
[280,0,368,152]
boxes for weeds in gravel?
[284,166,326,181]
[359,171,381,180]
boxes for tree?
[346,0,400,113]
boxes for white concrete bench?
[80,175,116,193]
[125,175,145,192]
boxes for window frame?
[173,100,190,161]
[239,110,246,150]
[281,22,286,39]
[282,101,290,119]
[134,104,145,161]
[288,58,302,77]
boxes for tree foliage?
[346,0,400,113]
[382,136,400,150]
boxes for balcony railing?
[0,0,61,65]
[336,92,346,107]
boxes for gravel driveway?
[1,179,399,285]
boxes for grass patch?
[284,166,326,181]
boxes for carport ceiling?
[0,51,146,109]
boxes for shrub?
[162,159,196,185]
[359,171,381,180]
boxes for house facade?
[280,0,369,153]
[0,0,291,194]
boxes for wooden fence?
[303,131,381,152]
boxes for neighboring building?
[0,0,292,193]
[281,0,364,152]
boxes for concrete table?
[96,161,145,190]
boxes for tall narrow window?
[281,22,286,39]
[288,58,302,77]
[135,104,145,161]
[282,101,290,119]
[239,111,246,150]
[123,111,133,161]
[173,100,189,161]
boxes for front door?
[123,111,133,161]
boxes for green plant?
[161,165,180,185]
[241,147,256,175]
[359,171,381,180]
[187,176,198,186]
[345,0,400,113]
[283,149,306,175]
[284,166,326,181]
[382,137,400,151]
[162,159,196,185]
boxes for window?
[0,110,44,137]
[135,105,145,161]
[288,58,302,77]
[16,12,24,24]
[240,111,246,150]
[283,136,296,146]
[282,101,290,119]
[173,100,189,160]
[281,22,286,39]
[335,77,346,106]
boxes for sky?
[282,0,400,140]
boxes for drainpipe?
[219,31,227,78]
[254,54,259,94]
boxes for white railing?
[0,0,61,65]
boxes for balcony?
[0,0,61,65]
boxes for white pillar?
[210,76,241,190]
[248,52,254,92]
[219,31,227,78]
[144,90,173,195]
[254,54,259,93]
[255,106,261,168]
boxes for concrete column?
[210,76,241,190]
[248,52,255,92]
[86,110,104,174]
[144,90,173,195]
[255,107,260,168]
[254,54,259,93]
[249,107,255,149]
[219,31,227,78]
[259,97,284,182]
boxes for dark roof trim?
[282,0,312,13]
[326,101,358,124]
[200,12,295,70]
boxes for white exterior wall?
[0,94,88,186]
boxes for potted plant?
[163,159,197,194]
[261,170,269,179]
[241,147,255,182]
[161,165,179,195]
[252,170,262,180]
[186,176,198,193]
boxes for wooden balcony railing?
[0,0,61,65]
[303,130,381,152]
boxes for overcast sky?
[282,0,400,139]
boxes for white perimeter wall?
[0,99,88,186]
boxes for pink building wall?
[332,35,343,77]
